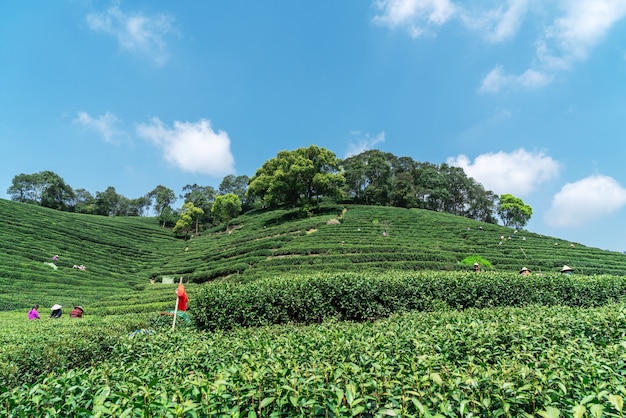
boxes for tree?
[342,150,394,205]
[148,185,176,226]
[497,194,532,228]
[181,184,216,224]
[219,175,248,199]
[248,145,344,207]
[7,171,74,210]
[211,193,242,225]
[94,186,121,216]
[7,173,38,203]
[173,202,205,236]
[131,195,151,217]
[465,183,498,224]
[73,188,95,214]
[39,171,75,211]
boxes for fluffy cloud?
[372,0,456,37]
[479,66,552,93]
[537,0,626,70]
[344,131,386,158]
[87,4,175,66]
[447,149,559,196]
[374,0,626,92]
[136,118,235,177]
[73,111,122,143]
[545,175,626,227]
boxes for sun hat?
[51,304,62,310]
[560,265,574,272]
[74,306,83,311]
[519,267,531,273]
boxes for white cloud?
[87,4,175,66]
[545,175,626,227]
[345,131,386,158]
[479,65,552,93]
[447,148,559,196]
[488,0,528,42]
[374,1,626,93]
[372,0,456,37]
[136,117,235,177]
[537,0,626,70]
[73,111,122,143]
[461,0,529,43]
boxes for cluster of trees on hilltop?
[6,145,533,231]
[247,146,531,228]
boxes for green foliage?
[4,197,626,416]
[8,171,75,210]
[211,193,242,225]
[191,270,626,331]
[3,305,626,416]
[461,255,493,269]
[248,145,345,206]
[0,198,182,311]
[498,193,533,228]
[4,199,626,312]
[173,201,204,236]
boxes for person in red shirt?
[176,284,188,311]
[70,306,84,318]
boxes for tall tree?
[7,171,74,210]
[173,202,205,236]
[7,173,38,203]
[73,188,95,214]
[497,194,533,228]
[219,175,248,198]
[131,195,151,217]
[39,171,75,211]
[181,184,216,224]
[149,185,176,226]
[211,193,242,226]
[342,150,394,205]
[464,182,498,224]
[94,186,121,216]
[248,145,344,207]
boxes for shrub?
[190,271,626,331]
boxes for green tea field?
[1,198,626,416]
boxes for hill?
[3,198,626,416]
[1,198,625,311]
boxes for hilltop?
[1,198,625,311]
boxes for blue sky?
[2,0,626,252]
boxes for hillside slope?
[163,203,626,282]
[0,199,179,310]
[1,199,625,311]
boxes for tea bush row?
[0,313,153,388]
[2,304,626,416]
[191,271,626,330]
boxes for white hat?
[51,304,62,310]
[560,265,574,272]
[519,267,531,273]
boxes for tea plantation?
[2,198,626,416]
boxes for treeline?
[6,170,250,228]
[6,146,531,229]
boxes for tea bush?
[192,271,626,330]
[2,304,626,416]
